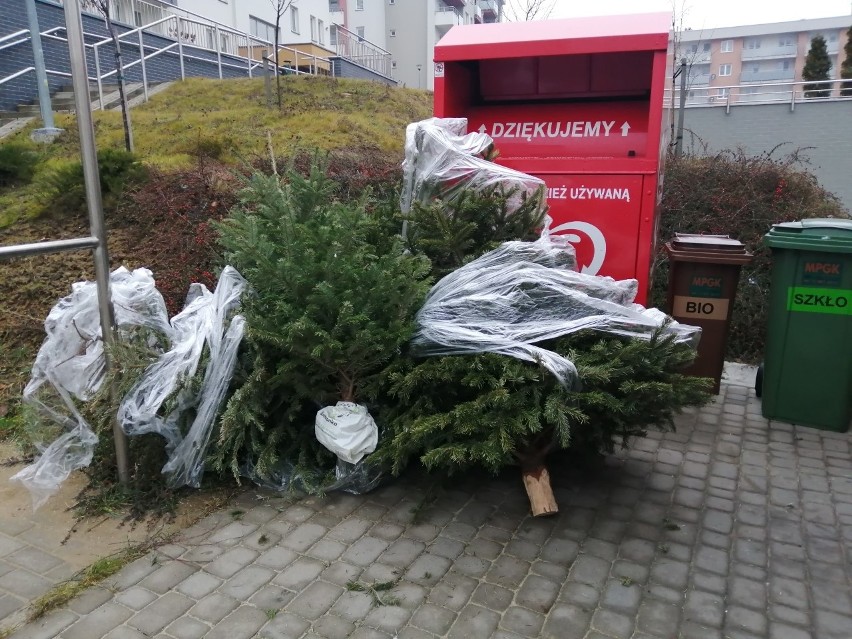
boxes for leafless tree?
[270,0,296,109]
[669,1,709,152]
[501,0,557,22]
[82,0,134,152]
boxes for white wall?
[344,0,386,46]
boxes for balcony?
[688,72,711,86]
[478,0,499,20]
[473,4,483,23]
[741,44,797,60]
[740,68,795,83]
[435,4,464,34]
[441,0,466,7]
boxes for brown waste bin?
[665,234,753,394]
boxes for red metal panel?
[433,11,671,304]
[434,13,671,61]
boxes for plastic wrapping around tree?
[411,228,701,390]
[11,267,247,509]
[400,117,546,218]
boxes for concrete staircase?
[0,81,167,139]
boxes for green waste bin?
[762,218,852,432]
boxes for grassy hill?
[0,75,433,424]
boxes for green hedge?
[652,149,848,363]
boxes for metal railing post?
[94,43,104,110]
[137,29,149,101]
[177,17,185,80]
[214,24,223,79]
[25,0,59,133]
[63,0,130,486]
[245,33,252,78]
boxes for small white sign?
[434,62,445,77]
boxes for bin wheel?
[755,364,763,398]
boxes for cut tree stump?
[522,466,558,516]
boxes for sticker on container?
[672,295,730,321]
[434,62,445,77]
[688,275,724,299]
[787,287,852,315]
[801,261,843,286]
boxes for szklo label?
[787,287,852,316]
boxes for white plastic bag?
[315,402,378,465]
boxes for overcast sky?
[548,0,852,30]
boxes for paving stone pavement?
[7,376,852,639]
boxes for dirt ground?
[0,440,235,572]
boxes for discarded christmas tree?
[213,162,431,485]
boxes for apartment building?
[676,15,851,102]
[331,0,503,88]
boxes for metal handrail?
[666,77,852,111]
[1,3,337,117]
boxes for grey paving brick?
[175,570,223,599]
[390,581,427,609]
[365,604,412,632]
[727,605,768,634]
[568,554,610,587]
[447,604,500,639]
[331,590,374,622]
[501,605,545,637]
[541,603,592,639]
[287,581,343,620]
[67,586,114,614]
[188,592,240,625]
[485,555,530,589]
[60,602,134,639]
[685,589,724,627]
[248,584,295,610]
[113,586,159,611]
[0,569,52,600]
[411,602,456,634]
[591,607,634,639]
[204,604,269,639]
[601,578,642,613]
[405,553,452,585]
[427,571,477,611]
[165,616,210,639]
[636,598,680,637]
[342,536,389,566]
[471,582,514,611]
[255,546,297,570]
[127,591,194,635]
[380,538,425,568]
[6,609,77,639]
[311,613,355,639]
[207,521,258,545]
[204,547,258,579]
[220,565,275,600]
[281,522,327,552]
[273,557,325,590]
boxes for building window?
[318,19,324,44]
[719,63,732,76]
[688,44,698,53]
[389,0,395,4]
[356,0,364,9]
[356,26,365,39]
[291,6,299,33]
[310,15,317,42]
[746,39,761,49]
[391,61,397,68]
[330,24,337,46]
[720,39,733,53]
[329,0,341,10]
[703,42,711,52]
[389,29,396,37]
[250,15,278,43]
[780,60,792,70]
[779,35,795,46]
[717,87,729,98]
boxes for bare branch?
[502,0,557,22]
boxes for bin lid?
[765,218,852,254]
[665,233,752,264]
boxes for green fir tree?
[802,35,832,98]
[212,162,431,481]
[841,26,852,97]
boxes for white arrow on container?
[621,122,631,136]
[549,221,607,275]
[478,124,487,134]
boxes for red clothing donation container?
[433,13,671,304]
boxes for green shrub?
[40,148,148,215]
[0,142,40,188]
[654,149,848,363]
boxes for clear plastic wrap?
[11,266,247,508]
[241,456,383,496]
[119,266,247,488]
[11,267,171,510]
[400,117,546,216]
[411,231,701,389]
